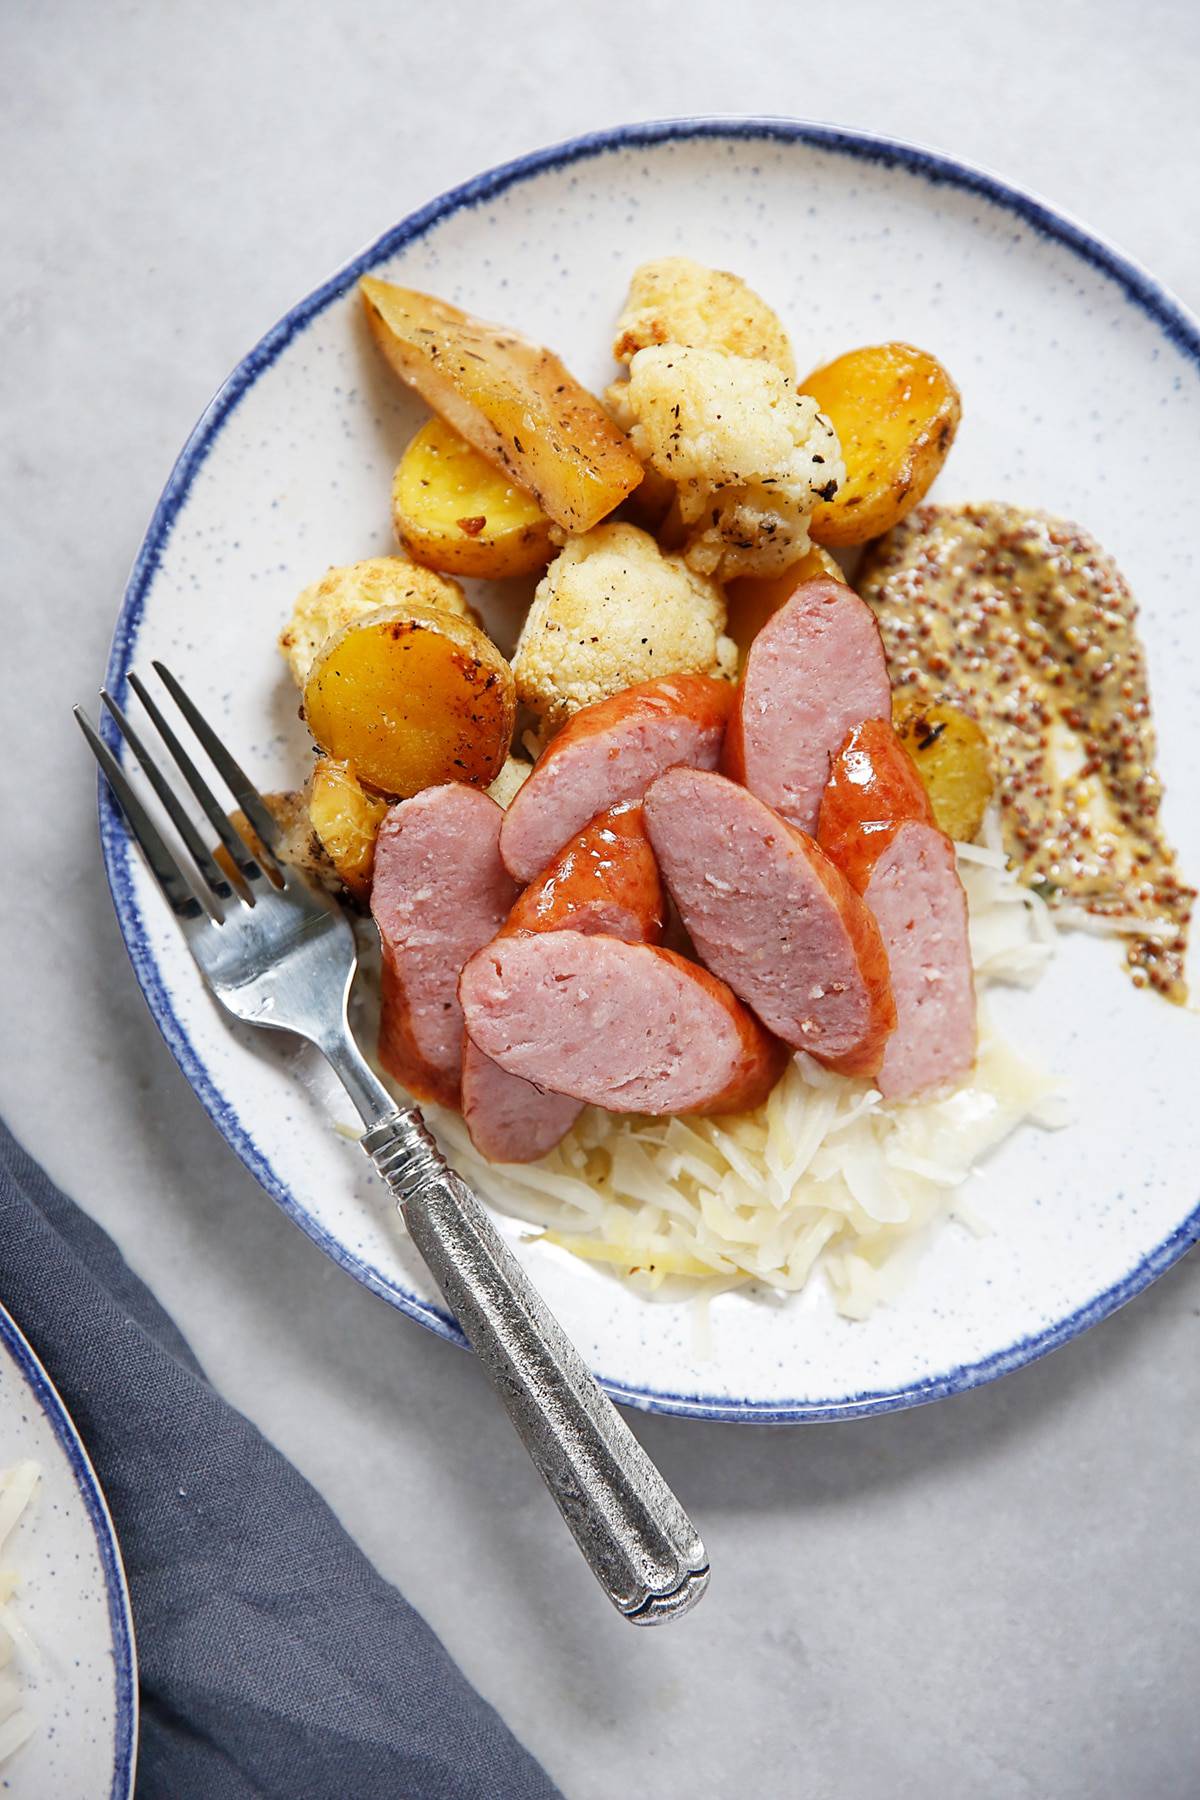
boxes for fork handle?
[360,1111,709,1624]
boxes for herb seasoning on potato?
[360,277,642,533]
[393,417,554,579]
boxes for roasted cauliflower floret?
[625,345,845,580]
[278,556,469,685]
[612,257,795,376]
[512,523,736,730]
[607,259,796,456]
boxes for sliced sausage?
[461,803,665,1161]
[504,800,665,942]
[723,578,892,833]
[816,718,934,893]
[499,674,735,884]
[864,821,976,1100]
[372,785,517,1105]
[460,1037,585,1165]
[644,767,896,1078]
[459,930,786,1116]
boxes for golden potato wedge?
[392,417,554,579]
[307,758,390,901]
[801,343,961,547]
[303,602,515,798]
[724,545,846,661]
[360,277,642,534]
[279,556,471,686]
[894,700,994,841]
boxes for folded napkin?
[0,1120,562,1800]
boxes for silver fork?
[76,663,709,1624]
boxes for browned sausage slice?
[459,930,786,1116]
[723,578,892,833]
[499,674,734,883]
[816,717,934,893]
[504,800,665,942]
[864,821,976,1099]
[644,767,896,1077]
[462,802,666,1161]
[372,785,517,1105]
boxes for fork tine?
[100,689,239,905]
[152,661,282,855]
[75,708,214,924]
[127,671,269,890]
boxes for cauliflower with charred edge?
[606,256,795,445]
[512,523,736,731]
[624,345,845,580]
[278,556,470,685]
[612,257,796,376]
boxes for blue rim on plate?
[0,1303,138,1795]
[99,117,1200,1423]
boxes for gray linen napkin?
[0,1120,562,1800]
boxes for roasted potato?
[307,758,390,901]
[801,343,961,547]
[303,603,515,799]
[392,417,554,579]
[893,700,993,841]
[279,556,470,686]
[724,545,846,661]
[361,278,642,534]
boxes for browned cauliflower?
[612,257,795,375]
[512,523,736,730]
[624,345,844,580]
[278,556,470,685]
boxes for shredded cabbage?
[428,817,1066,1318]
[0,1462,39,1766]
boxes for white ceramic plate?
[0,1304,137,1795]
[101,121,1200,1421]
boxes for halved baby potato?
[392,417,554,579]
[279,555,471,687]
[307,757,390,901]
[801,343,961,547]
[723,544,845,661]
[361,277,643,533]
[303,602,515,798]
[893,699,994,841]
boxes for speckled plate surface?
[0,1304,137,1796]
[101,120,1200,1421]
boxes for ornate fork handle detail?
[362,1112,710,1622]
